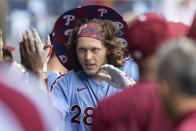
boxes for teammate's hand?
[20,29,53,73]
[98,64,136,89]
[32,29,53,72]
[20,29,43,77]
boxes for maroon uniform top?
[175,111,196,131]
[92,80,173,131]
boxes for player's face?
[76,37,108,76]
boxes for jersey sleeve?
[119,59,139,82]
[49,75,69,119]
[46,71,60,91]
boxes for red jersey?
[92,80,173,131]
[175,111,196,131]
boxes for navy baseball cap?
[51,4,129,70]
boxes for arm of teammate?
[19,29,53,92]
[98,64,136,89]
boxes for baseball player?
[157,37,196,131]
[157,13,196,131]
[92,13,189,131]
[49,5,137,131]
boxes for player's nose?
[85,50,93,60]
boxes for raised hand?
[20,29,53,78]
[32,28,53,72]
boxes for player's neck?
[93,69,109,82]
[47,57,67,73]
[170,95,196,121]
[138,55,157,80]
[93,76,103,82]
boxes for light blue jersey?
[49,59,139,131]
[50,70,120,131]
[119,59,139,81]
[46,71,61,90]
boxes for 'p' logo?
[114,22,124,30]
[63,15,75,25]
[64,29,73,45]
[59,55,68,63]
[98,9,107,17]
[117,38,128,48]
[64,29,73,36]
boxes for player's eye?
[91,48,100,53]
[77,48,86,53]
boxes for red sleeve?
[92,98,110,131]
[92,81,173,131]
[92,87,141,131]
